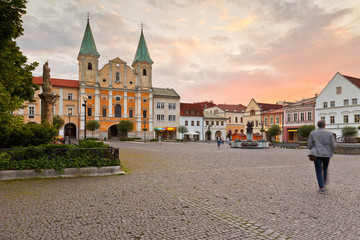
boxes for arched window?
[88,63,92,70]
[115,72,120,83]
[143,69,147,76]
[115,104,121,118]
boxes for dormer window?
[88,63,92,70]
[143,69,147,76]
[115,72,120,83]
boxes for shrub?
[342,127,358,137]
[298,125,315,139]
[119,137,142,141]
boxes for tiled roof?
[180,101,216,116]
[33,77,79,88]
[342,74,360,89]
[263,108,283,115]
[153,87,180,98]
[216,104,246,113]
[284,97,316,107]
[257,103,283,111]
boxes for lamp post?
[208,125,211,144]
[67,109,72,144]
[142,119,148,143]
[82,96,87,139]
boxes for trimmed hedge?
[0,140,119,173]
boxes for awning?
[184,131,200,135]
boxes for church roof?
[132,29,153,66]
[33,77,79,88]
[153,87,180,98]
[79,19,100,56]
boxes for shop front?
[155,127,177,139]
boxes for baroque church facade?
[77,19,154,139]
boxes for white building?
[180,101,216,141]
[203,111,228,141]
[153,88,180,139]
[315,72,360,137]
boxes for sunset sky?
[17,0,360,105]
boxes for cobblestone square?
[1,141,360,239]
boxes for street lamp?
[142,119,148,143]
[67,109,72,144]
[82,96,87,139]
[208,125,211,144]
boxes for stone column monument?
[38,61,59,123]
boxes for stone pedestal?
[39,93,59,123]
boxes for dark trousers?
[314,157,330,189]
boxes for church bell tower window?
[143,69,147,76]
[88,62,92,70]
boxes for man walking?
[308,120,335,194]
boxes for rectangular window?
[336,86,342,95]
[221,121,224,126]
[169,115,176,121]
[264,118,268,126]
[228,117,231,123]
[270,117,274,126]
[287,113,291,122]
[323,102,328,108]
[276,117,280,125]
[344,99,349,106]
[29,106,35,118]
[168,103,176,109]
[191,121,194,126]
[352,98,357,105]
[293,113,298,122]
[185,120,188,126]
[235,117,238,123]
[300,112,305,121]
[157,102,164,109]
[330,101,335,107]
[321,116,325,122]
[129,109,133,118]
[102,109,107,117]
[206,121,209,126]
[216,121,219,126]
[67,93,73,100]
[143,110,147,119]
[197,121,200,126]
[307,112,312,121]
[241,117,243,123]
[157,114,164,121]
[343,115,348,123]
[330,116,335,124]
[355,114,360,123]
[87,108,92,117]
[211,121,214,126]
[255,120,258,127]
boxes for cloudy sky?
[17,0,360,105]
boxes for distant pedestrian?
[308,120,335,194]
[217,136,222,148]
[158,135,162,145]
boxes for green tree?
[342,127,358,137]
[86,120,100,138]
[177,125,188,139]
[268,125,281,137]
[298,125,315,140]
[117,120,134,138]
[0,0,39,116]
[53,116,65,129]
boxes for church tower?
[78,17,100,86]
[132,27,153,90]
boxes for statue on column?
[38,61,59,123]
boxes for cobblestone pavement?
[1,141,360,239]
